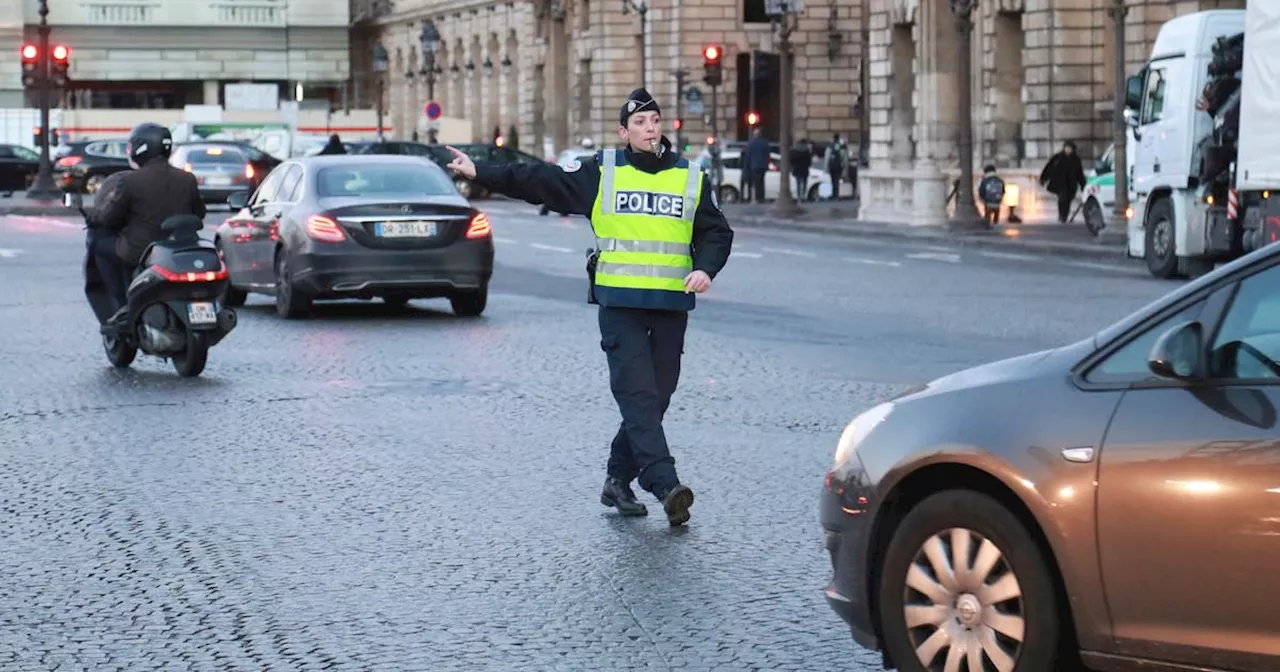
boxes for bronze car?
[822,238,1280,672]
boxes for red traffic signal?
[672,119,683,130]
[702,44,723,87]
[703,45,721,63]
[52,44,69,61]
[20,44,36,61]
[746,111,760,126]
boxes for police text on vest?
[614,190,685,218]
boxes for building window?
[744,0,770,24]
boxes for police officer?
[88,122,205,309]
[444,88,733,526]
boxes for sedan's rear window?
[186,147,245,164]
[315,164,456,197]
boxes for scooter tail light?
[306,214,347,242]
[153,263,228,283]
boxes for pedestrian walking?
[442,87,734,526]
[977,164,1006,225]
[1039,140,1086,224]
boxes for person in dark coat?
[790,140,812,200]
[1039,140,1086,223]
[744,128,770,203]
[317,134,347,155]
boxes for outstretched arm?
[446,146,600,217]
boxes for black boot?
[600,477,648,516]
[657,484,695,527]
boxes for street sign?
[685,87,703,102]
[424,100,442,121]
[687,100,704,115]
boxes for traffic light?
[672,119,683,131]
[20,43,37,87]
[746,111,760,126]
[50,44,70,87]
[702,44,723,87]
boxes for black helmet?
[127,122,172,166]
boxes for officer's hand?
[445,146,476,179]
[684,270,711,293]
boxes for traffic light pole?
[671,68,687,151]
[710,83,720,190]
[27,0,59,200]
[770,8,801,217]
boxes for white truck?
[1124,5,1280,278]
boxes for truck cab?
[1124,10,1246,276]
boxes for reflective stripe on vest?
[590,149,700,296]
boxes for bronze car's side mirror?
[226,191,250,209]
[1148,320,1204,381]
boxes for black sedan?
[821,234,1280,671]
[214,155,494,319]
[0,143,38,193]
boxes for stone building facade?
[356,0,866,159]
[858,0,1246,225]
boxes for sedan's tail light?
[55,156,81,168]
[465,212,491,239]
[245,164,255,180]
[306,214,347,242]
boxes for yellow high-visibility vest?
[589,148,702,310]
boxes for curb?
[727,213,1132,262]
[0,205,73,217]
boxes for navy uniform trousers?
[598,305,688,495]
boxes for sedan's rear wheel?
[274,250,311,319]
[879,490,1059,672]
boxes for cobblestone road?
[0,203,1173,670]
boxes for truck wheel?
[1144,198,1180,279]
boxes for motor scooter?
[71,192,238,377]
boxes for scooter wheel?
[172,332,208,378]
[102,334,137,368]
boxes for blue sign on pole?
[424,101,442,120]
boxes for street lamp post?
[27,0,59,200]
[622,0,648,89]
[767,0,802,218]
[372,42,388,141]
[1104,0,1130,241]
[419,19,441,144]
[945,0,985,232]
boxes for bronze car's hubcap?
[903,528,1025,672]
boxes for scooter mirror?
[62,192,82,209]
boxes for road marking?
[5,215,78,229]
[494,236,518,244]
[530,243,573,253]
[0,248,20,258]
[762,246,817,257]
[980,251,1040,261]
[1065,260,1126,271]
[906,252,961,264]
[734,251,764,258]
[845,256,901,267]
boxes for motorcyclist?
[87,122,205,310]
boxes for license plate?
[376,220,436,237]
[188,302,217,325]
[206,176,231,186]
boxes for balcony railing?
[43,0,343,26]
[82,1,161,24]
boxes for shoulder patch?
[562,159,582,173]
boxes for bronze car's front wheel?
[878,490,1061,672]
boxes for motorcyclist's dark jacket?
[88,158,206,266]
